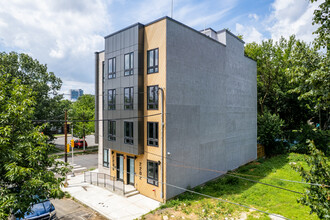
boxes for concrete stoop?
[124,189,140,197]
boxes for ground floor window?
[103,149,109,167]
[147,160,158,186]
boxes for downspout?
[158,87,165,203]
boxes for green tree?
[245,36,315,129]
[0,52,63,137]
[292,140,330,219]
[0,71,69,218]
[310,0,329,53]
[69,95,95,150]
[257,110,285,156]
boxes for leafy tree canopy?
[0,70,69,218]
[0,52,63,137]
[69,94,95,139]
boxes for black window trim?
[147,122,159,147]
[103,149,109,168]
[124,121,134,145]
[108,120,116,141]
[147,85,159,110]
[108,57,116,79]
[147,160,158,186]
[124,87,134,110]
[147,48,159,74]
[108,89,116,110]
[124,52,134,76]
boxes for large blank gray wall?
[165,19,257,199]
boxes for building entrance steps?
[63,170,160,220]
[84,170,138,196]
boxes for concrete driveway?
[52,198,107,220]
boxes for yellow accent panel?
[109,19,167,203]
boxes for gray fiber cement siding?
[103,24,144,155]
[165,19,257,199]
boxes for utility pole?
[64,110,68,163]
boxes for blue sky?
[0,0,322,95]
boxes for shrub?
[258,110,286,156]
[290,125,330,156]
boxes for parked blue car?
[15,200,57,220]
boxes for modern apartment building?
[95,16,257,202]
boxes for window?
[108,57,116,79]
[124,87,133,110]
[108,89,116,110]
[147,85,158,110]
[108,120,116,141]
[147,122,158,146]
[147,160,158,186]
[124,122,133,144]
[124,52,134,76]
[103,149,109,167]
[102,61,105,82]
[147,48,159,74]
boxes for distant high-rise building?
[70,89,84,101]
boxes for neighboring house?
[94,16,257,202]
[70,89,84,101]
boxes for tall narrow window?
[102,61,105,82]
[147,122,158,146]
[103,149,109,167]
[124,52,134,76]
[108,120,116,141]
[108,89,116,110]
[124,87,134,110]
[147,85,158,110]
[108,57,116,79]
[147,48,159,74]
[124,122,134,144]
[147,160,158,186]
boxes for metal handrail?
[83,171,126,195]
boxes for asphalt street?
[54,135,96,150]
[51,198,107,220]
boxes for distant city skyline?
[0,0,323,95]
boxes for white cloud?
[267,0,321,42]
[248,13,259,21]
[0,0,110,93]
[236,23,263,43]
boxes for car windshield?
[22,202,46,218]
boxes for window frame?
[124,52,134,76]
[147,122,158,147]
[108,89,116,110]
[124,87,134,110]
[103,149,109,168]
[147,85,159,110]
[147,160,158,186]
[108,120,116,141]
[108,57,116,79]
[147,48,159,74]
[124,121,134,145]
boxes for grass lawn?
[143,153,319,220]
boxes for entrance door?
[116,154,124,181]
[127,157,135,185]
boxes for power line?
[87,165,291,220]
[98,133,328,189]
[32,113,162,123]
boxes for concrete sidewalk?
[63,171,161,220]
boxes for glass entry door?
[116,154,124,181]
[127,157,135,185]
